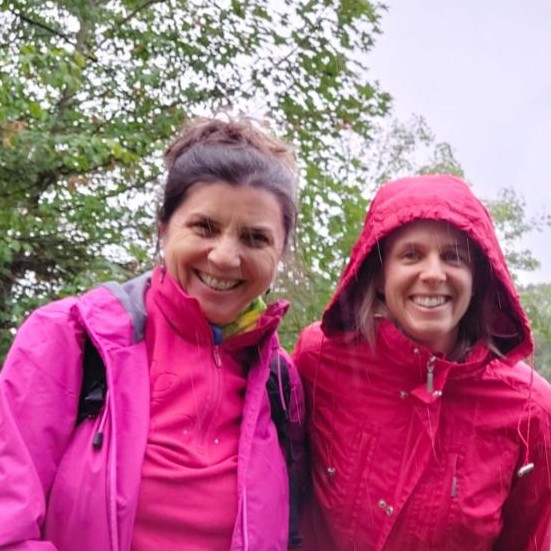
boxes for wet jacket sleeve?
[492,404,551,551]
[0,302,83,550]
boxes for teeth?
[198,272,240,291]
[412,296,447,308]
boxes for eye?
[243,229,270,248]
[442,248,468,264]
[191,218,216,237]
[401,248,420,261]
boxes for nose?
[420,254,446,283]
[208,235,241,269]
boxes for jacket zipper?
[198,325,223,447]
[451,454,458,498]
[212,325,223,367]
[426,355,436,393]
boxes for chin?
[206,313,233,325]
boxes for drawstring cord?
[242,488,249,551]
[93,389,109,450]
[276,351,288,416]
[516,361,535,478]
[314,335,337,481]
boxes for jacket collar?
[321,319,493,406]
[148,266,288,349]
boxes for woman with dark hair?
[294,174,551,551]
[0,116,304,551]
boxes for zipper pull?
[211,324,223,367]
[451,476,458,497]
[213,346,222,367]
[426,356,436,393]
[92,390,109,450]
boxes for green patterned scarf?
[220,297,267,339]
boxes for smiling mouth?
[411,295,449,308]
[196,270,242,291]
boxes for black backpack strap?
[76,337,106,426]
[267,351,303,548]
[267,352,291,447]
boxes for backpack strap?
[267,351,303,548]
[76,337,106,426]
[267,352,291,451]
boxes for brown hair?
[159,116,298,250]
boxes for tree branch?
[96,0,167,48]
[10,7,97,62]
[9,8,73,44]
[119,0,166,26]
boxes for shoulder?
[4,285,117,366]
[293,321,358,361]
[11,295,83,352]
[293,322,324,356]
[485,360,551,451]
[488,358,551,414]
[292,322,337,383]
[2,296,86,400]
[4,280,138,378]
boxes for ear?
[157,222,167,249]
[158,221,167,240]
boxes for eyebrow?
[242,224,274,237]
[394,239,470,251]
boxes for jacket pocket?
[310,406,378,538]
[444,437,517,547]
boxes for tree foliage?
[1,2,549,381]
[0,0,390,360]
[485,188,550,277]
[519,283,551,380]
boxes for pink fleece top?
[130,270,247,551]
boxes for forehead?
[172,180,284,228]
[386,219,470,249]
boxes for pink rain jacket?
[294,175,551,551]
[0,272,304,551]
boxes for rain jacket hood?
[321,174,533,364]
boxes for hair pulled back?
[159,116,298,250]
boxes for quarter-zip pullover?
[131,269,247,550]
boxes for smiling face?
[160,181,285,325]
[382,220,474,355]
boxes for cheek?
[382,269,404,298]
[252,252,280,282]
[462,270,475,298]
[164,231,199,257]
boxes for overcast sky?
[368,0,551,285]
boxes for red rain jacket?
[294,175,551,551]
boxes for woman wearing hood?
[293,174,551,551]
